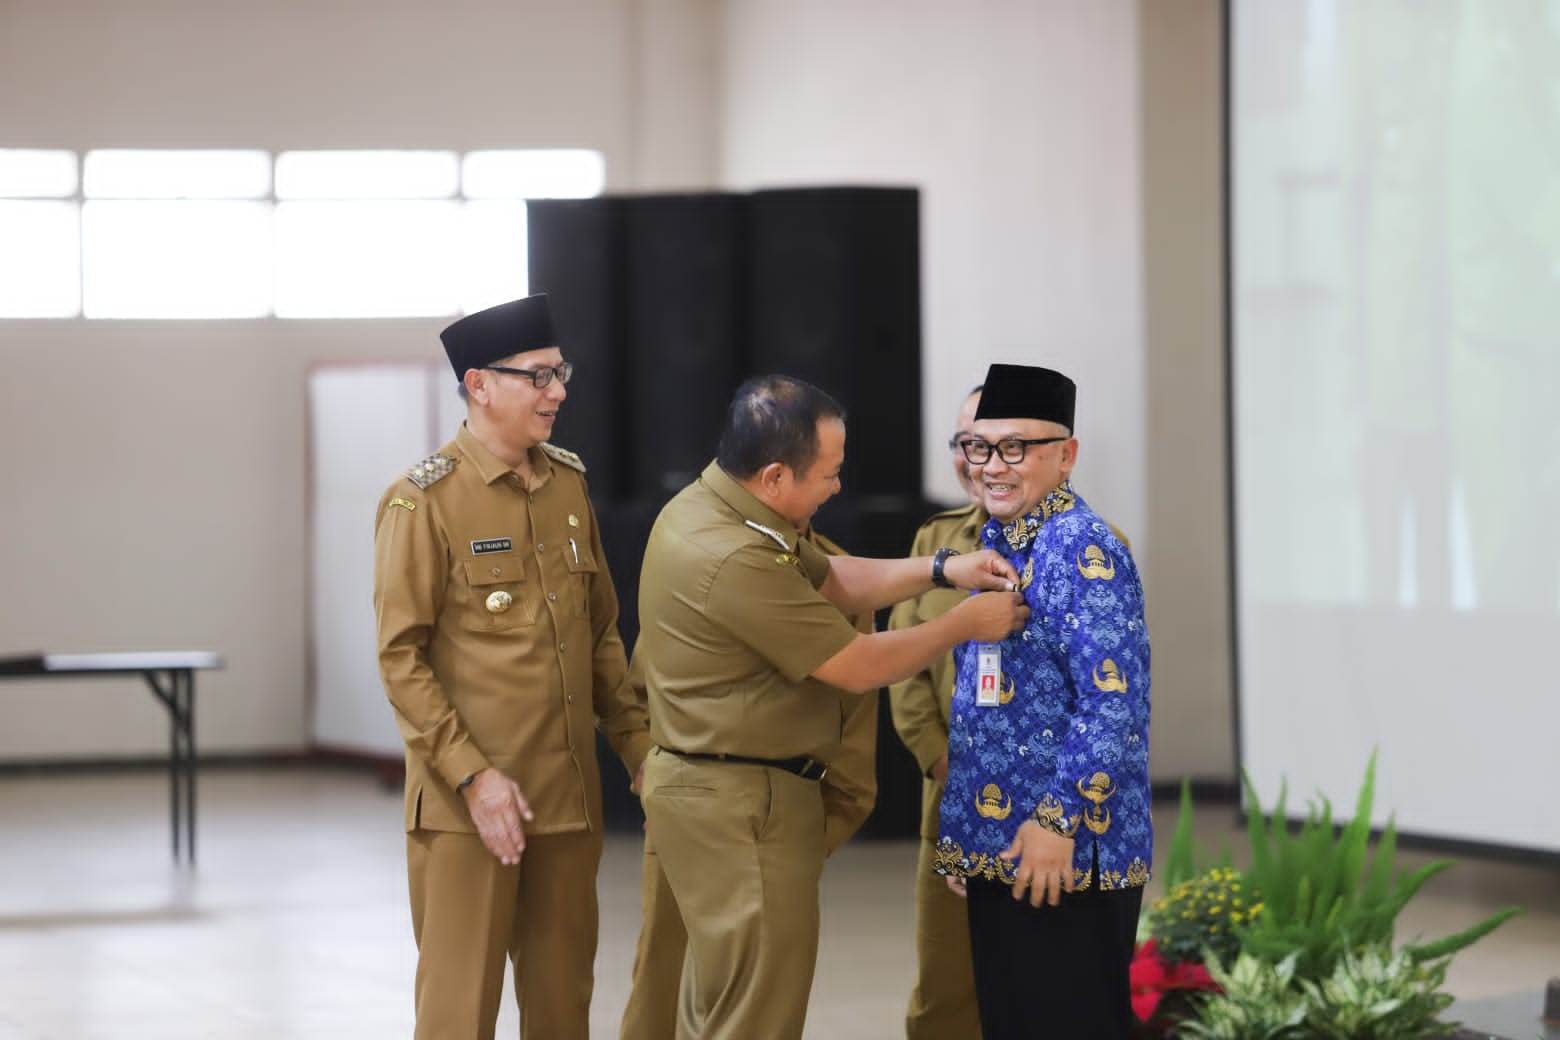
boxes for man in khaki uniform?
[888,386,987,1040]
[373,294,650,1040]
[618,526,878,1040]
[637,374,1030,1040]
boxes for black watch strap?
[456,772,477,793]
[931,547,960,588]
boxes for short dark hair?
[716,374,847,480]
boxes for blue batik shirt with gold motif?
[935,481,1152,891]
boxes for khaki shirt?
[807,529,878,854]
[629,523,877,854]
[373,424,650,837]
[886,504,987,840]
[640,461,862,762]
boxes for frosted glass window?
[463,150,605,199]
[276,151,458,200]
[84,150,270,199]
[274,200,462,317]
[0,150,77,197]
[458,201,530,314]
[0,201,81,317]
[82,201,272,318]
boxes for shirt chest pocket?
[462,556,539,628]
[565,545,599,618]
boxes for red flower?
[1131,940,1170,1021]
[1131,939,1221,1026]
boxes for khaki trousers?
[905,835,983,1039]
[619,834,686,1040]
[406,827,604,1040]
[641,749,826,1040]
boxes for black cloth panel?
[746,188,923,498]
[625,194,748,499]
[527,198,631,501]
[527,189,927,836]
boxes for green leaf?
[1164,776,1200,888]
[1363,812,1400,907]
[1406,906,1522,962]
[1242,768,1276,884]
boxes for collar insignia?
[540,442,586,473]
[744,519,791,551]
[406,453,456,490]
[998,481,1076,552]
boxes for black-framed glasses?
[959,435,1068,465]
[484,361,573,389]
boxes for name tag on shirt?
[975,645,1002,707]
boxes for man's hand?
[952,590,1030,643]
[930,755,949,784]
[461,767,533,866]
[945,875,968,898]
[941,548,1021,591]
[1000,819,1075,908]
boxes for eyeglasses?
[484,361,573,389]
[959,436,1068,465]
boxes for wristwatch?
[931,547,960,589]
[456,772,477,794]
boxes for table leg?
[144,668,196,865]
[182,669,196,865]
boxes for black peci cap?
[439,294,558,380]
[973,363,1076,431]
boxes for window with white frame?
[0,150,81,318]
[0,147,605,319]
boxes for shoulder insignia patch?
[388,497,416,512]
[541,442,586,473]
[926,502,979,523]
[405,453,456,490]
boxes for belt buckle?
[800,758,828,781]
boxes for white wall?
[0,0,723,759]
[719,0,1147,542]
[0,0,1231,782]
[718,0,1232,780]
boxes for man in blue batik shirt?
[936,362,1151,1039]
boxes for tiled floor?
[0,766,1554,1038]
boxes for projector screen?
[1232,0,1560,853]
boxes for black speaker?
[527,188,929,836]
[527,198,631,500]
[812,492,939,564]
[625,194,749,499]
[746,188,923,499]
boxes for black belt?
[660,746,829,781]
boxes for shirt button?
[491,568,501,577]
[566,694,574,703]
[559,642,567,652]
[548,592,557,601]
[536,543,545,552]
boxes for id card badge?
[975,644,1002,707]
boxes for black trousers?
[965,874,1143,1039]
